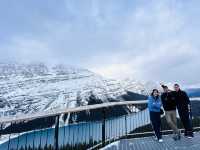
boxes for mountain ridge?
[0,63,148,119]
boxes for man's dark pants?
[178,108,193,136]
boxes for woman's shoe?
[158,139,163,143]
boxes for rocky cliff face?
[0,63,127,118]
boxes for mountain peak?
[0,62,126,118]
[0,62,93,78]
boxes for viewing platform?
[0,99,199,150]
[103,132,200,150]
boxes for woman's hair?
[151,89,159,99]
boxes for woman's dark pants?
[150,111,162,140]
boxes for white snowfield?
[0,63,151,120]
[0,63,199,121]
[100,141,120,150]
[190,97,200,101]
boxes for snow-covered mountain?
[120,78,160,95]
[0,63,128,118]
[0,63,157,119]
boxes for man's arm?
[184,91,191,105]
[183,91,191,112]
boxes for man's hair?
[161,85,168,89]
[174,83,180,87]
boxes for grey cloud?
[0,0,200,85]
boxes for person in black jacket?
[174,84,194,138]
[161,85,180,140]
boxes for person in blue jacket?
[148,89,163,142]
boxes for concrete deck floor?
[102,132,200,150]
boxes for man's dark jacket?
[161,92,176,111]
[174,90,193,136]
[174,90,190,113]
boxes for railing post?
[0,124,2,138]
[125,115,127,137]
[7,122,12,150]
[54,115,60,150]
[102,108,106,147]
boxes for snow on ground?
[100,141,120,150]
[191,97,200,101]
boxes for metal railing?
[0,99,199,150]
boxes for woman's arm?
[148,96,153,110]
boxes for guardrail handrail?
[1,97,198,124]
[0,100,148,124]
[0,97,199,150]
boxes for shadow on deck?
[102,132,200,150]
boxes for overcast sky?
[0,0,200,86]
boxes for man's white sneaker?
[158,139,163,143]
[187,136,193,139]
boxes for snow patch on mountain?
[0,63,127,118]
[120,78,161,95]
[0,62,161,120]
